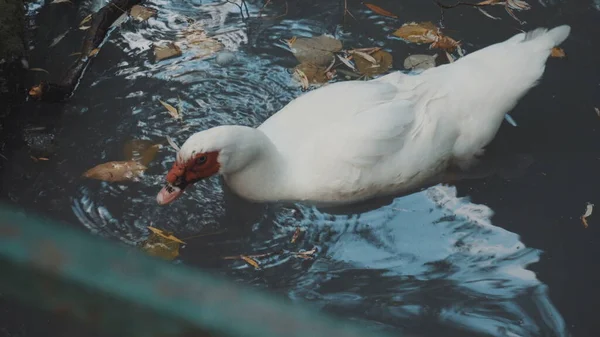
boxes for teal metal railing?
[0,204,396,337]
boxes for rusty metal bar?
[0,204,395,337]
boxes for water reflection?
[21,0,572,336]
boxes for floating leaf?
[506,0,531,10]
[178,23,224,60]
[403,54,437,70]
[79,25,91,31]
[79,14,93,27]
[82,160,147,182]
[51,0,71,4]
[477,7,501,20]
[595,107,600,117]
[88,48,100,57]
[130,5,157,21]
[364,3,398,18]
[123,139,161,166]
[147,226,186,244]
[293,68,310,90]
[336,54,356,70]
[240,255,260,269]
[349,50,377,64]
[354,49,393,76]
[294,63,332,87]
[393,22,460,51]
[166,135,181,152]
[291,227,303,243]
[141,227,183,261]
[29,68,50,75]
[581,202,593,228]
[154,42,182,62]
[159,99,181,120]
[295,247,318,259]
[49,30,69,48]
[551,47,566,58]
[287,35,343,67]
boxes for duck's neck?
[219,126,289,202]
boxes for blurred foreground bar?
[0,204,394,337]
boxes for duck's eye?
[196,156,207,165]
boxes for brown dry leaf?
[349,50,377,64]
[123,139,161,166]
[287,35,343,67]
[147,226,186,244]
[141,228,183,261]
[551,47,566,58]
[403,54,437,70]
[294,63,331,87]
[364,3,398,18]
[29,85,43,99]
[393,22,460,51]
[295,247,318,259]
[293,68,310,89]
[240,255,260,269]
[159,99,181,120]
[354,49,393,77]
[581,202,593,228]
[178,24,224,59]
[291,227,303,243]
[154,42,182,62]
[130,5,157,21]
[88,48,100,57]
[29,68,50,75]
[80,14,93,27]
[82,160,147,182]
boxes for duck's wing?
[312,96,416,168]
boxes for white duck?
[157,25,571,206]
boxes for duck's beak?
[156,182,185,205]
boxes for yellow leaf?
[147,226,186,244]
[88,48,100,57]
[154,42,182,62]
[159,99,181,120]
[364,3,398,18]
[240,255,260,269]
[123,139,161,166]
[287,35,343,67]
[355,49,393,77]
[82,160,147,182]
[140,229,183,261]
[393,22,460,51]
[350,50,377,64]
[551,47,566,58]
[130,5,157,21]
[79,14,93,27]
[79,25,91,30]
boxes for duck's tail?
[522,25,571,48]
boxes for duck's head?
[156,126,262,205]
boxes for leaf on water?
[178,23,224,60]
[80,14,93,27]
[403,54,437,70]
[290,227,303,243]
[336,54,356,70]
[364,3,398,18]
[595,107,600,117]
[287,35,343,67]
[293,68,310,90]
[141,227,183,261]
[393,22,461,51]
[154,42,182,62]
[29,68,50,75]
[130,5,157,21]
[51,0,71,4]
[82,160,147,182]
[295,247,318,260]
[79,25,91,31]
[349,50,377,64]
[354,49,393,77]
[294,63,332,88]
[30,156,50,162]
[88,48,100,57]
[147,226,186,244]
[159,99,181,120]
[240,255,261,269]
[506,0,531,10]
[477,7,501,20]
[551,47,566,58]
[166,135,181,152]
[581,202,593,228]
[49,30,69,48]
[123,139,161,166]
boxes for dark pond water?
[1,0,599,336]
